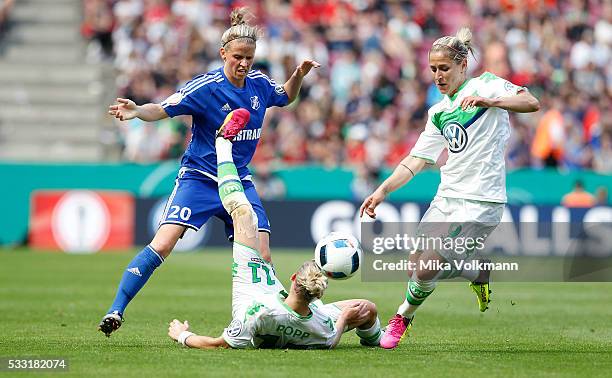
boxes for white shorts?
[313,300,351,332]
[416,196,504,261]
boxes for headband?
[432,43,467,58]
[222,35,257,48]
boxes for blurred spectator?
[561,180,596,208]
[351,165,380,201]
[82,0,115,61]
[595,186,609,206]
[252,164,286,200]
[531,98,565,168]
[118,117,188,162]
[95,0,611,173]
[0,0,14,37]
[121,119,164,162]
[157,117,188,160]
[593,132,612,173]
[506,120,532,169]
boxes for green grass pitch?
[1,249,611,377]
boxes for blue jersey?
[161,68,289,179]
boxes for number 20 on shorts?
[168,206,192,221]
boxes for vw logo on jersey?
[226,319,243,337]
[250,96,260,110]
[442,122,468,153]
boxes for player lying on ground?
[99,7,320,337]
[360,27,539,349]
[167,110,383,349]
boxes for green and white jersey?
[230,242,286,319]
[410,72,524,203]
[222,292,338,349]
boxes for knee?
[364,300,378,325]
[415,268,437,281]
[150,231,182,258]
[361,300,377,318]
[150,239,174,257]
[355,300,378,328]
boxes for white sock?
[397,299,416,318]
[215,137,233,164]
[397,278,436,318]
[356,317,382,346]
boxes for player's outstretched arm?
[460,90,540,113]
[108,98,169,122]
[283,60,321,104]
[168,319,230,349]
[360,156,428,219]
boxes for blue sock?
[108,245,164,315]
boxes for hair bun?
[221,7,260,48]
[230,7,247,26]
[295,260,328,302]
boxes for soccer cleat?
[98,311,123,337]
[216,108,250,140]
[469,260,492,312]
[380,314,412,349]
[469,282,491,312]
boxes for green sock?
[215,137,245,204]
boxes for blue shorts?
[160,168,270,240]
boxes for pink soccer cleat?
[380,314,412,349]
[216,108,250,140]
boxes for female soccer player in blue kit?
[99,7,320,337]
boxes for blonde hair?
[294,260,328,303]
[430,27,475,64]
[220,7,260,48]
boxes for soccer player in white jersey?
[359,27,540,349]
[167,109,384,350]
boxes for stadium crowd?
[82,0,612,174]
[0,0,13,37]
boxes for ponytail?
[430,27,476,64]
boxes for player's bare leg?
[258,231,271,262]
[215,109,257,249]
[150,224,188,258]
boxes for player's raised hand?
[168,319,189,341]
[109,98,139,121]
[295,60,321,78]
[359,189,386,219]
[460,96,494,110]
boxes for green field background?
[1,248,611,377]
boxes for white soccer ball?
[314,232,362,279]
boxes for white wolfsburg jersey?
[222,291,338,349]
[224,243,338,349]
[230,242,286,320]
[410,72,524,203]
